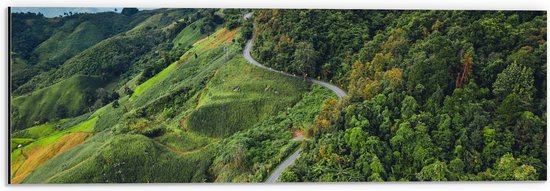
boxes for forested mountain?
[9,8,546,183]
[251,10,546,181]
[10,8,328,183]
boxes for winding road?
[242,14,347,183]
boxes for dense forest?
[9,8,546,183]
[251,10,547,181]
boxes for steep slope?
[10,116,98,183]
[11,75,107,131]
[10,9,208,131]
[17,22,311,183]
[32,13,131,69]
[10,12,131,93]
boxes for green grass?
[210,84,335,182]
[11,119,68,139]
[26,123,60,138]
[171,21,206,51]
[65,117,97,133]
[20,130,113,183]
[28,116,96,147]
[131,27,237,100]
[11,75,107,130]
[24,133,214,183]
[131,61,179,100]
[11,138,34,150]
[93,103,125,132]
[187,55,309,137]
[156,130,215,153]
[10,116,98,161]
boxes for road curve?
[243,36,347,99]
[242,17,347,183]
[265,148,302,183]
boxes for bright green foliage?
[416,160,450,181]
[212,85,335,182]
[481,153,538,181]
[493,62,535,100]
[187,56,308,137]
[131,61,179,99]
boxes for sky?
[11,7,124,18]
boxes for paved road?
[243,36,347,99]
[242,15,347,183]
[265,148,302,183]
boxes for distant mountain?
[11,7,122,18]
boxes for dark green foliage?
[142,127,165,138]
[197,9,224,34]
[121,8,139,16]
[252,10,380,82]
[10,12,132,92]
[270,10,546,182]
[10,12,53,60]
[222,9,248,30]
[11,75,107,130]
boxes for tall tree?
[291,41,318,75]
[492,62,535,101]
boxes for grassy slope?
[188,55,308,137]
[130,61,178,100]
[10,119,69,151]
[211,84,335,182]
[11,10,188,131]
[171,21,205,51]
[11,12,132,95]
[130,27,234,100]
[10,116,98,183]
[33,21,105,68]
[24,133,214,183]
[12,11,168,96]
[11,75,106,130]
[10,55,38,91]
[15,22,314,184]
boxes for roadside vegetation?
[253,10,547,181]
[10,8,321,183]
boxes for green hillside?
[10,12,132,92]
[10,115,98,183]
[11,75,107,130]
[33,21,111,69]
[188,56,307,137]
[11,9,316,183]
